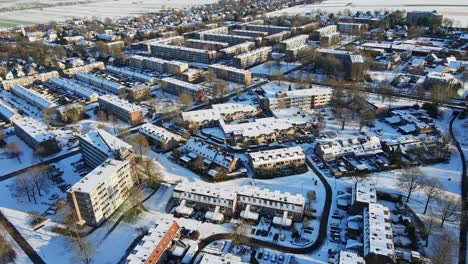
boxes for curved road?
[190,158,332,263]
[449,112,467,264]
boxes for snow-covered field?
[0,0,217,26]
[268,0,468,26]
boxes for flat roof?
[13,117,55,143]
[364,203,395,257]
[99,94,142,112]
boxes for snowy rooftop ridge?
[80,129,132,157]
[161,77,206,91]
[0,99,20,120]
[139,123,181,142]
[68,159,125,193]
[11,85,57,109]
[364,203,395,258]
[249,146,305,166]
[238,185,305,205]
[220,117,304,138]
[353,182,377,205]
[126,219,178,264]
[174,183,237,200]
[99,94,142,112]
[13,117,55,143]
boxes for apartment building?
[150,44,216,64]
[50,77,99,102]
[13,117,60,155]
[127,85,151,102]
[160,77,207,101]
[237,186,305,226]
[67,158,137,226]
[186,39,229,50]
[98,95,144,126]
[263,31,291,45]
[248,146,306,172]
[0,100,22,123]
[199,254,247,264]
[126,220,180,264]
[195,26,229,39]
[278,34,309,50]
[139,123,183,151]
[129,55,189,75]
[180,137,239,173]
[132,36,185,52]
[78,128,136,170]
[1,71,59,90]
[285,44,308,61]
[76,72,126,95]
[182,102,258,127]
[232,29,268,38]
[172,183,237,221]
[337,22,368,34]
[106,66,156,85]
[244,24,290,34]
[209,64,252,85]
[312,25,337,39]
[316,136,383,161]
[11,85,57,110]
[317,49,365,81]
[363,204,395,263]
[259,83,333,111]
[424,72,456,87]
[202,33,254,46]
[312,25,340,46]
[220,42,256,57]
[62,62,105,76]
[234,47,272,69]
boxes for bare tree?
[430,230,457,264]
[29,165,52,197]
[231,219,250,247]
[205,68,216,88]
[213,79,228,100]
[14,173,37,204]
[437,195,460,227]
[336,108,353,130]
[421,178,442,214]
[74,239,96,264]
[0,233,16,263]
[178,93,193,110]
[132,134,150,160]
[4,141,22,163]
[109,114,119,135]
[359,108,375,132]
[397,167,425,202]
[121,187,145,224]
[141,158,163,188]
[306,191,316,209]
[421,213,436,247]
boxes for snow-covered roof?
[0,99,21,121]
[238,185,305,206]
[11,85,57,109]
[76,72,125,93]
[161,77,206,91]
[209,64,251,74]
[106,66,156,83]
[79,129,132,157]
[249,146,305,167]
[220,117,303,138]
[139,123,181,143]
[174,183,237,201]
[234,46,272,59]
[50,77,98,100]
[318,136,382,159]
[126,219,178,264]
[182,103,256,124]
[336,250,365,264]
[364,203,395,258]
[13,117,55,143]
[181,138,235,169]
[199,254,247,264]
[426,71,454,81]
[68,159,126,193]
[261,81,332,99]
[99,94,142,112]
[352,182,377,205]
[152,43,217,55]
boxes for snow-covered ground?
[0,0,218,26]
[267,0,468,26]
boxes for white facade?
[249,146,306,170]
